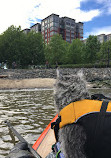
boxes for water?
[0,88,111,157]
[0,89,56,157]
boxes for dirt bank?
[0,78,56,89]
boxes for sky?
[0,0,111,39]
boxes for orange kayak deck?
[33,114,58,158]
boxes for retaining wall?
[0,68,111,81]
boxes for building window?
[71,34,74,38]
[50,26,58,31]
[66,22,70,26]
[47,19,50,23]
[66,35,70,39]
[79,25,83,29]
[66,38,70,42]
[50,31,58,36]
[50,22,53,27]
[42,22,44,27]
[50,16,53,22]
[71,23,75,27]
[48,24,50,28]
[50,22,59,27]
[55,22,59,27]
[45,24,47,29]
[54,17,59,22]
[44,20,47,24]
[66,30,70,33]
[65,25,70,29]
[42,27,44,31]
[80,33,83,36]
[79,29,83,33]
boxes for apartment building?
[83,33,111,43]
[76,22,83,39]
[41,14,83,43]
[97,34,107,43]
[30,23,41,33]
[97,34,111,43]
[107,34,111,41]
[23,14,83,43]
[41,14,59,43]
[22,28,30,34]
[59,16,76,43]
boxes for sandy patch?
[0,78,56,89]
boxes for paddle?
[5,120,42,158]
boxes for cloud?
[84,25,111,38]
[0,0,101,34]
[69,9,100,22]
[29,0,101,22]
[96,0,111,15]
[0,0,39,34]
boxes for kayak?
[32,114,58,158]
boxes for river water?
[0,88,111,157]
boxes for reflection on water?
[0,88,111,157]
[90,88,111,98]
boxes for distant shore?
[0,78,56,90]
[0,68,111,89]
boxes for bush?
[58,64,94,68]
[57,63,111,68]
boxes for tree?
[0,25,45,68]
[45,34,69,65]
[26,31,45,66]
[84,35,101,63]
[98,40,111,66]
[67,39,85,64]
[0,25,24,67]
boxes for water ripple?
[0,88,111,157]
[0,89,56,157]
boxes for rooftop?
[41,13,59,21]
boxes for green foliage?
[59,63,111,68]
[84,35,101,63]
[98,40,111,65]
[0,25,22,65]
[58,63,96,68]
[26,31,45,66]
[0,25,111,68]
[45,34,69,65]
[67,39,85,64]
[0,25,45,68]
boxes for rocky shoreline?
[0,68,111,89]
[0,68,111,81]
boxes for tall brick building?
[23,13,83,43]
[41,14,83,43]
